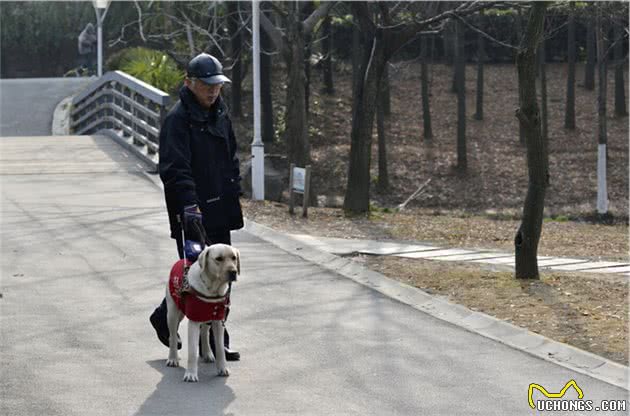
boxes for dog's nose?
[228,270,237,282]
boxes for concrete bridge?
[0,78,628,416]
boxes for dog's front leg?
[212,321,229,377]
[200,323,214,363]
[183,321,201,382]
[166,300,181,367]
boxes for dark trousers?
[156,229,232,349]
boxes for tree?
[260,2,335,168]
[227,1,243,117]
[514,2,548,280]
[613,20,627,117]
[321,14,335,95]
[260,3,275,144]
[583,4,596,90]
[596,7,608,215]
[474,10,485,121]
[455,19,467,172]
[564,2,576,130]
[421,34,434,141]
[539,38,548,142]
[343,1,494,214]
[376,82,389,193]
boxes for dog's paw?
[166,358,179,367]
[216,367,230,377]
[201,354,215,363]
[183,371,199,382]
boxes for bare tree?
[474,10,485,121]
[260,2,335,168]
[514,2,548,280]
[421,34,434,141]
[613,20,627,117]
[455,18,467,172]
[539,38,548,142]
[583,4,596,90]
[321,14,335,95]
[596,7,608,215]
[564,2,576,130]
[343,1,495,214]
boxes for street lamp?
[93,0,111,77]
[251,0,265,200]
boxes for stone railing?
[70,71,171,171]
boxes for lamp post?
[93,0,110,77]
[251,0,265,200]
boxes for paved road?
[0,78,92,136]
[1,135,628,416]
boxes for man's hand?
[183,205,207,244]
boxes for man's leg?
[149,237,182,349]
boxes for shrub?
[108,47,183,95]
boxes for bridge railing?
[70,71,171,171]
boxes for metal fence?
[70,71,171,171]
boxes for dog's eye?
[215,256,223,262]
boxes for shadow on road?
[134,359,236,416]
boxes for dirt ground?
[233,61,629,365]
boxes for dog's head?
[197,244,240,289]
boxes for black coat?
[159,86,243,239]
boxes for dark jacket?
[159,86,243,239]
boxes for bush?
[107,47,183,96]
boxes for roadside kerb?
[244,219,629,391]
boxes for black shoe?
[225,347,240,361]
[150,302,181,350]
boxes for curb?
[243,219,629,391]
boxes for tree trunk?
[228,1,242,118]
[514,2,548,280]
[351,19,361,99]
[344,30,386,214]
[455,19,467,172]
[516,8,526,146]
[474,10,485,121]
[284,21,310,168]
[539,39,548,142]
[614,21,627,117]
[260,12,274,144]
[584,6,596,90]
[564,2,576,129]
[382,63,391,116]
[596,9,608,214]
[376,82,389,192]
[421,35,433,141]
[322,14,334,94]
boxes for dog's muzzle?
[228,270,238,282]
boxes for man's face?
[185,78,223,110]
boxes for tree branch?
[303,2,337,35]
[259,9,285,53]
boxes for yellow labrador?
[165,243,240,381]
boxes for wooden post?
[288,163,295,215]
[302,165,311,217]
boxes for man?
[150,53,244,361]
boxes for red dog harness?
[168,259,230,322]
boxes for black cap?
[186,53,231,85]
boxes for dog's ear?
[198,247,209,272]
[235,248,240,275]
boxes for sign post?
[289,163,311,217]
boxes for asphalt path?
[0,78,92,136]
[1,135,628,416]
